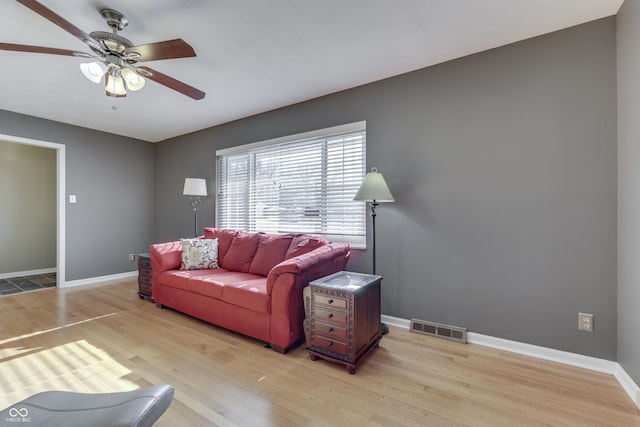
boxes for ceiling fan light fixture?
[105,68,126,98]
[80,61,107,83]
[121,67,145,91]
[6,1,205,100]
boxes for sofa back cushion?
[204,228,238,261]
[220,231,260,272]
[285,234,328,259]
[249,233,294,276]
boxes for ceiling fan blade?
[0,42,91,57]
[17,0,104,53]
[136,66,205,100]
[126,39,196,62]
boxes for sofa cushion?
[204,228,238,261]
[249,233,294,276]
[157,269,215,291]
[187,270,256,300]
[221,232,261,272]
[221,277,270,313]
[180,238,219,270]
[285,234,328,259]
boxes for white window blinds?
[216,122,366,247]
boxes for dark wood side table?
[137,253,152,300]
[307,271,382,374]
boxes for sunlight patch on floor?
[0,313,117,346]
[0,338,135,409]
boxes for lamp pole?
[190,196,202,237]
[370,199,389,335]
[370,200,379,275]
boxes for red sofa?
[150,228,350,353]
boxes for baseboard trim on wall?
[466,332,617,373]
[614,363,640,409]
[63,271,138,288]
[0,267,56,280]
[381,314,640,410]
[382,315,411,329]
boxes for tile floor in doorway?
[0,273,56,295]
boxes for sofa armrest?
[267,243,351,294]
[150,240,183,273]
[267,243,350,350]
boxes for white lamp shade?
[183,178,207,196]
[353,167,394,202]
[121,68,145,91]
[80,61,107,83]
[105,73,126,98]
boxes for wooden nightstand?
[307,271,382,374]
[137,253,152,300]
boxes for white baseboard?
[382,314,411,330]
[63,271,137,288]
[466,332,618,373]
[381,314,640,410]
[0,267,56,280]
[614,363,640,409]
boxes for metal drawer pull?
[328,299,334,304]
[328,327,334,332]
[327,313,333,318]
[326,341,333,346]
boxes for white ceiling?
[0,0,625,142]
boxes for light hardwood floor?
[1,278,638,426]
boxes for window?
[216,121,366,247]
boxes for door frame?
[1,133,65,287]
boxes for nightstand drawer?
[312,337,348,354]
[314,307,348,325]
[138,275,152,286]
[315,322,348,341]
[138,284,152,297]
[138,257,152,270]
[314,294,347,310]
[139,267,152,278]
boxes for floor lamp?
[183,178,207,237]
[354,167,395,335]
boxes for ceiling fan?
[0,0,205,100]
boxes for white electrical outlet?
[129,254,136,262]
[578,312,594,332]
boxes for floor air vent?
[410,319,467,344]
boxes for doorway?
[0,133,65,287]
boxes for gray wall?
[0,111,154,281]
[0,141,56,274]
[155,18,618,359]
[617,0,640,384]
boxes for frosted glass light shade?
[121,68,145,91]
[80,61,107,83]
[183,178,207,196]
[105,73,126,98]
[353,167,394,202]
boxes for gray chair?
[0,384,174,427]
